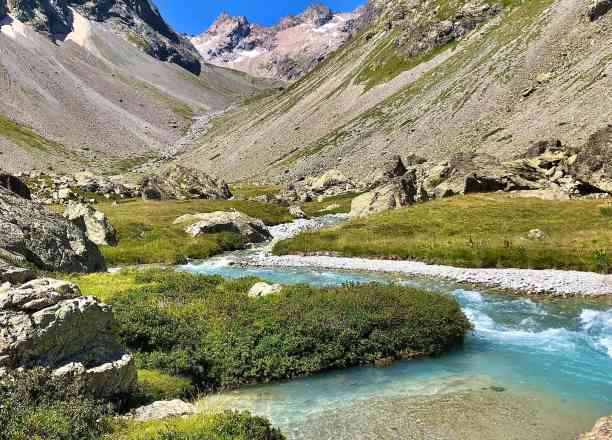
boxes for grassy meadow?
[95,199,292,266]
[274,194,612,273]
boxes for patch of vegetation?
[126,79,196,122]
[78,270,469,389]
[274,195,612,273]
[111,411,284,440]
[126,32,150,52]
[134,370,195,404]
[0,369,113,440]
[355,31,458,92]
[302,193,357,217]
[600,203,612,218]
[230,184,281,200]
[0,113,64,153]
[96,199,292,266]
[277,129,349,168]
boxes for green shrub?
[108,270,470,389]
[600,204,612,218]
[113,411,284,440]
[0,369,112,440]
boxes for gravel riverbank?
[247,253,612,296]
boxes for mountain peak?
[192,3,364,81]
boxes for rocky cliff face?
[181,0,612,183]
[192,4,364,80]
[4,0,200,74]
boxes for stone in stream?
[0,185,106,273]
[64,201,118,246]
[177,211,272,244]
[0,278,136,398]
[130,399,197,421]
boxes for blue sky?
[155,0,364,35]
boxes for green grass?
[274,194,612,273]
[134,369,195,404]
[110,411,284,440]
[600,203,612,218]
[95,199,292,266]
[230,184,281,200]
[0,113,64,153]
[72,269,470,389]
[355,31,458,92]
[301,193,357,217]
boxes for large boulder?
[570,125,612,193]
[350,172,419,218]
[141,165,232,201]
[177,211,272,244]
[0,278,136,398]
[0,173,31,200]
[0,186,106,272]
[64,202,118,246]
[309,169,354,194]
[579,415,612,439]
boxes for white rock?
[131,399,196,422]
[248,282,282,298]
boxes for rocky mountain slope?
[0,0,268,173]
[179,0,612,184]
[191,4,364,81]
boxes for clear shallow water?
[183,261,612,432]
[179,215,612,437]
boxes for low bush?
[0,369,113,440]
[106,270,470,389]
[111,411,284,440]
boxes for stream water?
[178,215,612,439]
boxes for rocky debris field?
[272,136,612,219]
[19,164,233,205]
[0,276,136,398]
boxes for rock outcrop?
[5,0,201,74]
[141,165,232,201]
[0,173,31,199]
[177,211,272,244]
[585,0,612,20]
[0,262,34,285]
[192,4,363,81]
[579,415,612,439]
[569,125,612,193]
[0,185,105,272]
[0,278,136,398]
[350,171,420,218]
[64,202,118,247]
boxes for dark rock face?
[5,0,201,75]
[570,125,612,193]
[0,173,31,199]
[0,185,106,272]
[586,0,612,20]
[0,0,7,19]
